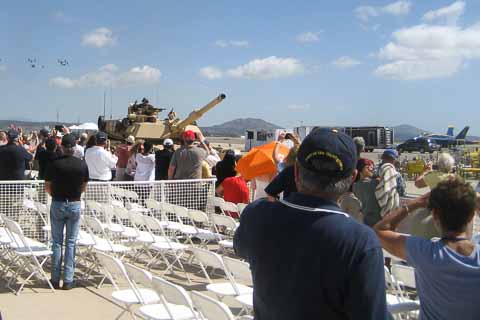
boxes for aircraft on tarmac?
[423,125,473,148]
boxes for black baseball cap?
[95,131,108,142]
[39,128,50,137]
[297,128,357,178]
[7,129,19,140]
[61,134,76,148]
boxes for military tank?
[98,94,226,143]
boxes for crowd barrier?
[0,179,216,241]
[1,179,479,242]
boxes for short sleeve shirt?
[45,155,89,200]
[222,176,250,204]
[406,236,480,320]
[170,146,207,180]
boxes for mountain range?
[1,118,477,142]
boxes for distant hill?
[202,118,282,137]
[393,124,427,142]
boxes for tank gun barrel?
[174,93,226,131]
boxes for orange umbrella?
[236,141,290,180]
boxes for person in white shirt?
[134,141,155,181]
[84,132,118,181]
[72,133,85,159]
[203,140,221,168]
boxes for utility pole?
[103,90,106,118]
[56,108,59,123]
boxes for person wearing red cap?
[168,130,208,180]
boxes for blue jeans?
[50,200,81,283]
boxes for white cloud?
[200,56,304,80]
[355,1,411,22]
[52,11,74,23]
[82,27,116,48]
[49,64,161,88]
[332,56,361,69]
[116,66,161,87]
[199,66,223,80]
[423,1,465,25]
[226,56,304,79]
[296,32,321,43]
[374,19,480,80]
[214,40,249,48]
[287,104,310,111]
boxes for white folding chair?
[211,214,239,254]
[211,196,225,211]
[142,215,191,282]
[191,247,252,301]
[138,276,198,320]
[2,216,55,295]
[146,200,182,232]
[223,256,253,315]
[384,266,419,320]
[187,209,218,246]
[82,216,132,285]
[391,263,416,290]
[96,252,160,319]
[190,291,236,320]
[219,201,240,217]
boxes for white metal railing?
[0,179,216,241]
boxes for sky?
[1,0,480,135]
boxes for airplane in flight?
[424,125,473,148]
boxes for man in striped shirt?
[375,149,400,217]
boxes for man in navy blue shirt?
[234,128,387,320]
[0,129,33,180]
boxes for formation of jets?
[0,58,70,69]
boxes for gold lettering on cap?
[305,150,344,171]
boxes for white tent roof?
[75,122,98,131]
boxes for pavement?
[0,250,245,320]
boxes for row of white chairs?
[97,251,253,320]
[211,197,248,217]
[0,214,56,295]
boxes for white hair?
[437,153,455,173]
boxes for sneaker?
[62,282,75,290]
[50,280,60,290]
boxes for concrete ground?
[0,250,245,320]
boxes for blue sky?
[1,1,480,134]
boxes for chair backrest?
[391,264,416,289]
[189,209,210,225]
[34,202,48,215]
[114,206,131,221]
[237,203,248,215]
[145,198,160,210]
[220,201,239,214]
[212,196,225,207]
[223,256,252,285]
[3,216,27,248]
[83,215,105,233]
[142,215,163,232]
[129,211,146,227]
[125,263,153,288]
[86,200,103,213]
[211,214,237,231]
[190,291,235,320]
[174,205,190,219]
[191,247,226,270]
[95,252,132,290]
[152,276,194,308]
[124,189,139,201]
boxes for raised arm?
[373,194,429,260]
